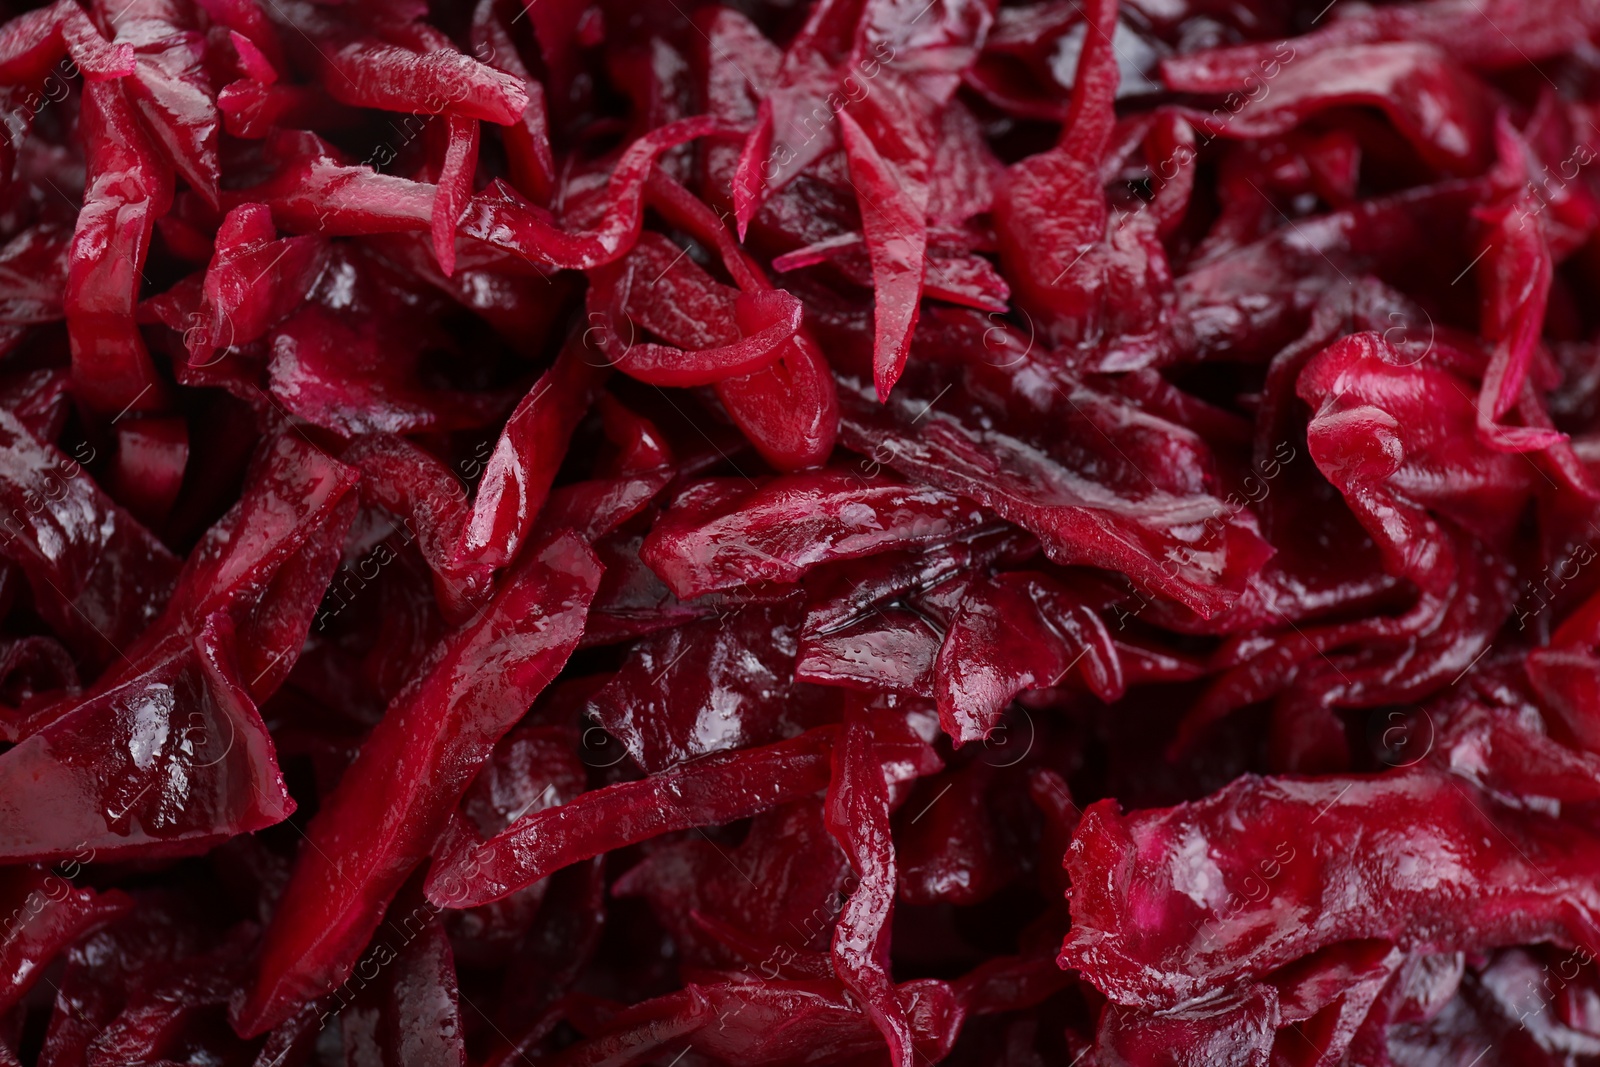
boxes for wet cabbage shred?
[1,0,1600,1064]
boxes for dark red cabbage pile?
[2,0,1600,1063]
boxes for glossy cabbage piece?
[458,117,735,270]
[447,342,602,573]
[102,0,222,207]
[236,531,600,1035]
[342,432,488,621]
[935,570,1123,743]
[0,409,178,672]
[0,227,72,360]
[834,94,929,400]
[1176,181,1486,364]
[225,129,436,235]
[1056,687,1600,1062]
[2,0,1600,1061]
[66,76,173,417]
[714,332,842,472]
[793,525,1035,697]
[838,385,1273,620]
[38,893,260,1067]
[1174,345,1523,760]
[325,892,467,1067]
[0,865,129,1016]
[585,602,838,773]
[612,798,852,970]
[0,615,292,863]
[0,0,132,84]
[1063,749,1600,1028]
[1274,332,1526,764]
[727,0,994,399]
[1171,43,1496,176]
[307,19,528,127]
[587,215,839,471]
[108,415,189,527]
[1526,585,1600,752]
[65,929,253,1065]
[1471,120,1565,452]
[145,434,360,700]
[266,244,518,437]
[424,726,839,910]
[539,977,963,1067]
[445,721,585,968]
[0,433,353,863]
[640,470,990,599]
[825,696,914,1067]
[183,202,330,365]
[993,0,1127,344]
[586,238,805,386]
[1160,0,1600,81]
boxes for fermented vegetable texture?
[1,0,1599,1064]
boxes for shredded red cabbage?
[1,0,1600,1064]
